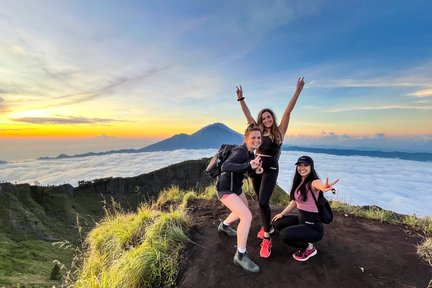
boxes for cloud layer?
[1,149,431,217]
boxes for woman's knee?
[239,210,253,223]
[313,230,324,243]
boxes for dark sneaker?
[259,239,272,258]
[257,226,275,239]
[218,222,237,237]
[233,251,260,273]
[292,245,317,262]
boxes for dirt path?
[177,198,432,288]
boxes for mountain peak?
[141,123,243,152]
[40,123,243,159]
[191,123,241,137]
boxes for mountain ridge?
[36,122,432,162]
[38,122,242,160]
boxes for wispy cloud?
[408,89,432,98]
[287,131,432,153]
[292,131,388,141]
[325,104,432,113]
[0,97,9,113]
[308,72,432,90]
[11,115,120,125]
[1,1,431,138]
[44,66,170,107]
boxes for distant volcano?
[140,122,243,152]
[39,123,243,159]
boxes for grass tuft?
[417,237,432,266]
[72,202,189,288]
[358,207,399,224]
[153,186,185,209]
[402,215,432,236]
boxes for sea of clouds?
[1,149,431,217]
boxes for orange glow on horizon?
[1,120,429,139]
[0,123,198,138]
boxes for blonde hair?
[244,123,262,136]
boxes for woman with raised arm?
[216,124,263,273]
[272,155,339,261]
[236,77,305,258]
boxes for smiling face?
[244,130,261,151]
[296,163,311,178]
[261,111,274,129]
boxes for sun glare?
[10,109,52,119]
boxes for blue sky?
[1,0,432,160]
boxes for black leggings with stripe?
[273,209,324,249]
[252,157,278,233]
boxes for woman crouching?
[272,156,338,261]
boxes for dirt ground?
[177,198,432,288]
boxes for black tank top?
[258,135,281,157]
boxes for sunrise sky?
[1,0,432,160]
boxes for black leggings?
[273,209,324,249]
[253,158,278,233]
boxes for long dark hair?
[257,108,282,144]
[289,161,320,201]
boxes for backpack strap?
[310,188,321,208]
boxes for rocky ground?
[177,198,432,288]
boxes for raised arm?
[311,178,339,192]
[278,77,305,137]
[236,85,256,125]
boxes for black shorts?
[217,190,242,200]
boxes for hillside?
[0,159,212,243]
[0,159,213,286]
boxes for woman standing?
[216,124,263,273]
[272,155,338,261]
[236,77,305,258]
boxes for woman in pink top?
[272,155,338,261]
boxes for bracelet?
[237,97,245,101]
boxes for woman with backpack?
[272,155,338,261]
[216,124,263,273]
[235,77,305,258]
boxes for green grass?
[70,185,216,288]
[329,201,432,236]
[417,237,432,266]
[71,190,190,288]
[401,215,432,236]
[0,234,73,287]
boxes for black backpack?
[205,144,237,178]
[311,190,334,224]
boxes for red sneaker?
[257,226,275,239]
[292,246,317,262]
[259,239,272,258]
